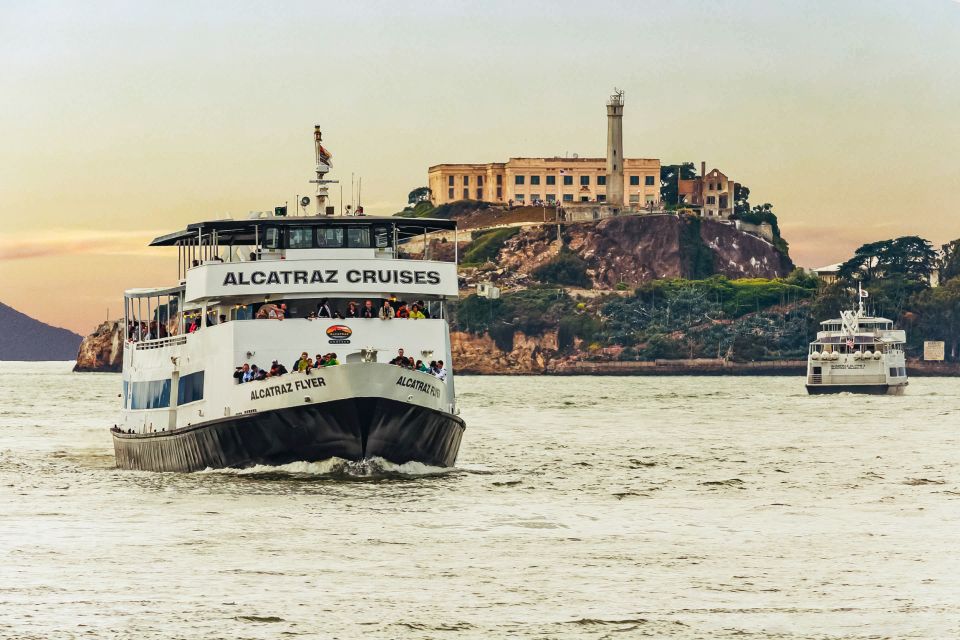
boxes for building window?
[496,175,503,185]
[448,188,454,199]
[706,196,716,204]
[463,176,469,186]
[580,175,590,186]
[530,176,541,185]
[476,188,483,199]
[177,371,204,405]
[546,194,556,202]
[563,175,573,185]
[580,196,589,202]
[645,194,655,204]
[496,187,502,199]
[317,227,344,248]
[597,194,606,202]
[477,176,484,186]
[563,194,573,202]
[629,194,640,204]
[515,175,525,185]
[448,176,454,187]
[546,175,556,185]
[463,189,469,199]
[645,175,655,186]
[597,175,606,186]
[629,175,639,186]
[515,193,525,201]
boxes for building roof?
[149,216,458,246]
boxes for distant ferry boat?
[806,286,908,395]
[112,128,465,471]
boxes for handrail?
[134,335,188,350]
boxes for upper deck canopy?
[149,216,458,247]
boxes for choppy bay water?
[1,362,959,639]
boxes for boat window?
[373,225,391,249]
[316,227,344,248]
[177,371,204,405]
[346,226,370,248]
[288,227,313,249]
[263,227,280,250]
[130,379,171,410]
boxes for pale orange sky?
[2,1,959,334]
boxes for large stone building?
[428,156,661,207]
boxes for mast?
[310,126,339,216]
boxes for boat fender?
[811,352,820,360]
[873,351,882,360]
[853,350,862,360]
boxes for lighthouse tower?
[605,89,625,209]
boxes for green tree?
[733,184,751,215]
[659,162,696,206]
[910,277,960,360]
[838,236,936,287]
[407,186,431,205]
[939,238,960,283]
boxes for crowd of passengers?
[388,348,447,381]
[255,297,431,321]
[129,297,433,342]
[232,348,446,384]
[233,352,340,383]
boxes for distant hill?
[0,302,84,361]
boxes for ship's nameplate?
[185,259,458,302]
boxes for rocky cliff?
[490,214,792,288]
[73,320,123,372]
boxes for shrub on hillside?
[531,248,591,288]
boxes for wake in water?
[201,456,461,480]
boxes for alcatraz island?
[74,91,960,375]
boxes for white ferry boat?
[112,130,465,471]
[806,286,908,395]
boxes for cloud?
[0,228,169,261]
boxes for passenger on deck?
[234,363,249,383]
[314,353,325,367]
[254,366,268,381]
[396,303,409,319]
[406,357,416,369]
[244,365,258,383]
[293,352,310,372]
[269,360,288,377]
[316,299,333,318]
[346,301,359,318]
[435,360,447,382]
[324,353,339,366]
[361,300,376,318]
[379,300,395,320]
[409,303,426,319]
[416,359,428,372]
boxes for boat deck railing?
[132,335,188,350]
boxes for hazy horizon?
[2,0,958,334]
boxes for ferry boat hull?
[112,396,465,472]
[805,382,907,396]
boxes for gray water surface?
[1,362,958,639]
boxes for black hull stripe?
[113,397,465,472]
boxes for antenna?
[309,125,339,215]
